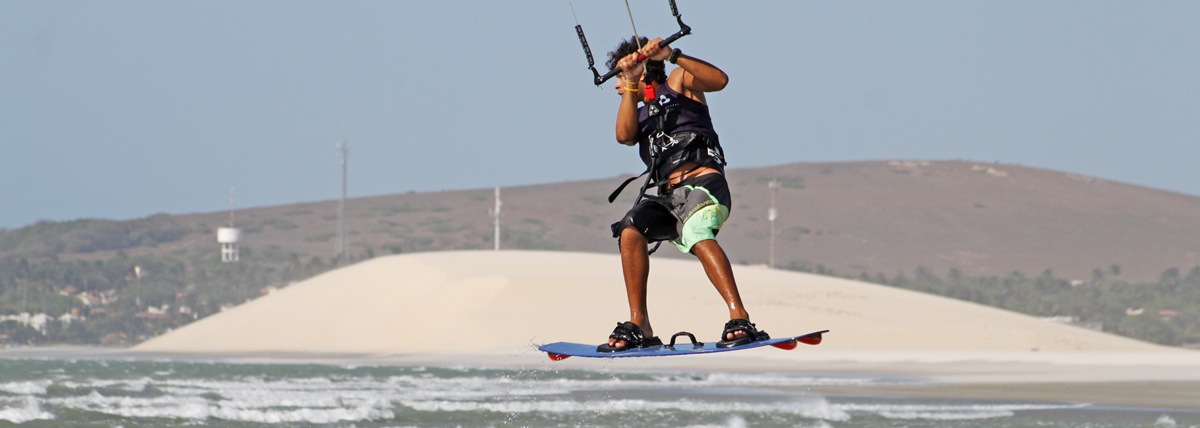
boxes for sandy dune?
[137,250,1179,356]
[132,250,1200,408]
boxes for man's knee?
[610,214,636,238]
[619,225,646,245]
[686,237,720,254]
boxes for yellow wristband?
[624,86,640,92]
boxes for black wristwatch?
[667,48,682,64]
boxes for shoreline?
[807,381,1200,412]
[5,345,1200,411]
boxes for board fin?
[547,352,571,361]
[797,331,825,345]
[770,339,798,350]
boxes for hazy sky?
[3,1,1198,229]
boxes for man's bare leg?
[609,226,654,348]
[691,239,751,341]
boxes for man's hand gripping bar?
[574,0,692,86]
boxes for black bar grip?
[597,67,622,86]
[660,26,689,47]
[575,25,595,68]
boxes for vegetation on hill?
[0,220,342,346]
[855,265,1198,347]
[1,219,1198,348]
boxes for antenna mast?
[492,186,502,251]
[768,178,779,269]
[228,187,236,227]
[336,141,349,266]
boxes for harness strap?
[608,171,647,203]
[610,99,667,204]
[609,136,721,204]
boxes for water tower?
[217,188,241,263]
[217,227,240,263]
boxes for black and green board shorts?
[610,173,731,253]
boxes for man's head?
[605,36,667,84]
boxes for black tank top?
[637,84,718,142]
[636,83,724,180]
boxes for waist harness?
[608,100,726,205]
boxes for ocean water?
[0,355,1195,427]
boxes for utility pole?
[336,141,349,266]
[491,186,502,250]
[768,177,779,269]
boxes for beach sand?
[133,250,1200,410]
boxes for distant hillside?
[5,160,1199,281]
[4,160,1200,347]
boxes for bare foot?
[725,329,748,341]
[720,319,763,345]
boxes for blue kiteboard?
[538,330,828,360]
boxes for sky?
[3,1,1199,229]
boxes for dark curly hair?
[605,36,668,84]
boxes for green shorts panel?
[671,185,730,253]
[612,173,732,253]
